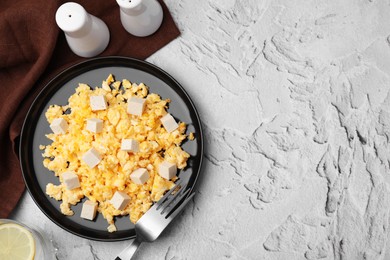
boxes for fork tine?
[158,183,187,213]
[156,180,183,209]
[166,192,195,219]
[161,187,190,215]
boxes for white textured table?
[11,0,390,259]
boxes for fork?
[115,181,195,260]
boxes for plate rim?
[19,56,204,241]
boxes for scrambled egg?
[43,74,191,232]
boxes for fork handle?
[115,237,142,260]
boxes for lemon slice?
[0,223,35,260]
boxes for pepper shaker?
[116,0,163,37]
[55,2,110,58]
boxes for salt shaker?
[55,2,110,58]
[116,0,163,37]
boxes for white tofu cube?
[62,171,80,190]
[130,168,149,185]
[127,97,146,116]
[158,161,177,180]
[86,118,103,133]
[160,113,179,133]
[121,139,139,152]
[82,148,101,168]
[80,200,98,220]
[50,118,68,134]
[90,95,107,111]
[110,191,131,210]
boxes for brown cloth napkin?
[0,0,180,218]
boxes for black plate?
[19,57,203,241]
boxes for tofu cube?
[130,168,149,185]
[127,97,146,116]
[80,200,98,220]
[62,171,80,190]
[121,139,139,152]
[86,118,103,133]
[110,191,131,210]
[82,148,101,168]
[90,95,107,111]
[158,161,177,180]
[160,113,179,133]
[50,118,68,134]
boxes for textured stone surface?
[10,0,390,259]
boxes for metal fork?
[115,181,195,260]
